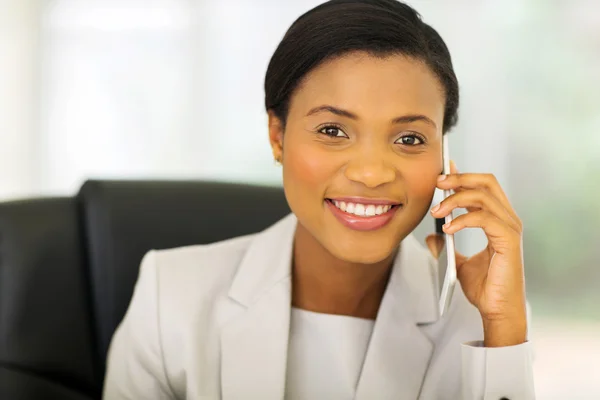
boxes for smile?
[325,198,402,231]
[330,200,394,217]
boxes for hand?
[426,161,527,347]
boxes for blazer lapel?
[220,216,441,400]
[355,234,440,400]
[220,214,296,400]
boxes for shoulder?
[137,214,296,318]
[147,233,255,301]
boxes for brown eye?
[319,125,348,138]
[395,134,424,146]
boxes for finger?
[454,248,468,268]
[437,172,521,230]
[439,171,508,205]
[442,210,521,254]
[446,160,467,195]
[431,188,521,233]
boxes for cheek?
[283,139,337,194]
[403,156,441,203]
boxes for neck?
[291,223,396,320]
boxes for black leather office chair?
[0,180,289,400]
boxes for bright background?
[1,0,598,398]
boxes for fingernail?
[443,222,451,229]
[430,203,440,213]
[437,175,447,182]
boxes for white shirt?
[285,307,375,400]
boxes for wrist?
[482,316,527,347]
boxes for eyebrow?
[306,105,437,129]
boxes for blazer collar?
[221,213,440,399]
[227,213,296,306]
[221,214,296,399]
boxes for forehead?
[289,52,445,123]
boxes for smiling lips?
[325,197,401,231]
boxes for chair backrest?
[77,180,290,381]
[0,198,98,399]
[0,180,290,399]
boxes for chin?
[326,239,398,265]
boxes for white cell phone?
[436,135,456,317]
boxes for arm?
[103,251,175,400]
[430,162,536,399]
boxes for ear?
[267,110,284,162]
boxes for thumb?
[425,233,445,259]
[455,248,468,269]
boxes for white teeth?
[354,203,365,216]
[346,203,355,213]
[331,201,396,217]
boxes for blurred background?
[0,0,598,397]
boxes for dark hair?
[264,0,459,134]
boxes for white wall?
[0,0,40,200]
[33,0,503,255]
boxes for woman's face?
[269,52,445,264]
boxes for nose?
[344,148,397,188]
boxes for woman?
[104,1,535,399]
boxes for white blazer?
[104,214,535,400]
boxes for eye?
[395,133,425,146]
[318,124,349,138]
